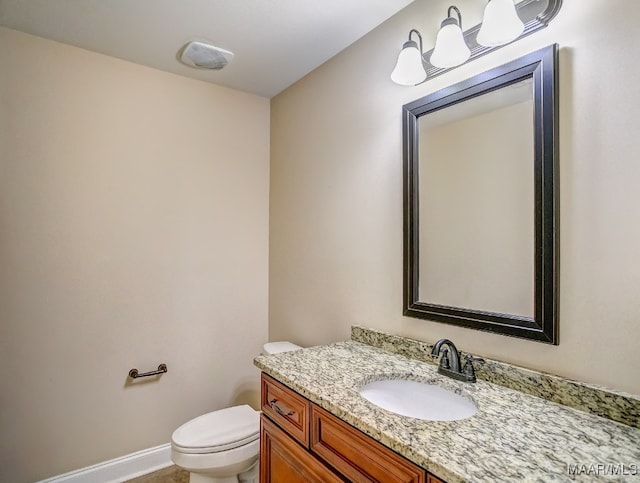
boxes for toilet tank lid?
[263,341,302,354]
[171,404,259,451]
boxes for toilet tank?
[263,341,302,355]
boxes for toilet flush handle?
[268,398,295,417]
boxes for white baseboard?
[37,443,173,483]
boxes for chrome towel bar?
[128,363,167,379]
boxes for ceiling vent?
[179,40,234,70]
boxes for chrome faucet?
[430,339,484,383]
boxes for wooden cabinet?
[261,415,342,482]
[260,373,446,483]
[311,404,426,483]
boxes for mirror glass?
[418,80,534,317]
[403,45,558,343]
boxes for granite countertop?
[254,340,640,483]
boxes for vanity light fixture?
[390,29,427,85]
[429,6,470,69]
[477,0,525,47]
[390,0,563,86]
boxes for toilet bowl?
[171,341,301,483]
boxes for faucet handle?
[464,353,485,364]
[431,346,451,369]
[462,354,485,382]
[439,347,451,369]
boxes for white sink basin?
[359,379,477,421]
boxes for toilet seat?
[170,343,300,481]
[171,405,259,454]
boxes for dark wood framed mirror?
[403,44,558,344]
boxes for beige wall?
[0,28,269,482]
[270,0,640,396]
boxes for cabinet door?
[260,415,342,483]
[310,405,426,483]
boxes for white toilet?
[170,341,302,483]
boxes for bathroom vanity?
[254,327,640,482]
[260,373,442,482]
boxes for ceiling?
[0,0,414,98]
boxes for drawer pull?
[269,398,295,417]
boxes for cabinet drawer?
[261,373,310,447]
[311,405,426,483]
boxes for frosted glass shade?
[429,20,470,69]
[477,0,525,47]
[391,40,427,85]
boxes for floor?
[126,465,189,483]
